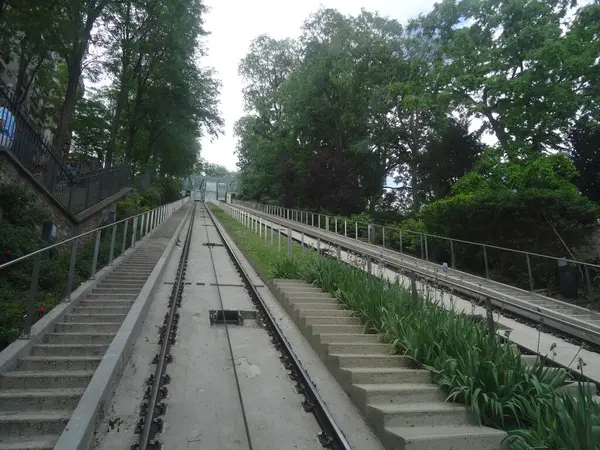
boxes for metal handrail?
[232,200,600,271]
[227,203,600,350]
[1,195,191,339]
[1,201,170,271]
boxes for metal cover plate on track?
[209,310,258,326]
[203,243,224,247]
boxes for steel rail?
[136,202,196,449]
[206,203,352,450]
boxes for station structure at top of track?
[133,202,350,450]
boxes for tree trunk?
[52,51,84,158]
[410,111,421,212]
[106,69,129,166]
[106,1,132,167]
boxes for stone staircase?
[0,209,186,450]
[272,279,507,450]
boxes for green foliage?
[0,184,162,350]
[270,255,598,448]
[207,204,308,275]
[422,154,599,254]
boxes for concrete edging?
[52,202,192,450]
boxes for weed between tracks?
[211,203,600,450]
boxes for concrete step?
[104,275,148,281]
[96,282,145,289]
[385,425,507,450]
[62,313,127,323]
[286,292,335,299]
[310,324,365,334]
[44,333,115,345]
[54,322,120,333]
[86,293,138,300]
[297,309,352,317]
[91,287,141,295]
[287,296,338,304]
[367,402,473,428]
[341,367,432,385]
[30,344,108,357]
[0,371,94,389]
[319,334,381,344]
[292,302,343,310]
[330,354,413,368]
[79,300,134,308]
[0,434,57,450]
[303,316,362,326]
[72,306,131,315]
[352,383,446,409]
[0,412,70,438]
[0,388,84,412]
[326,343,391,355]
[16,356,102,371]
[274,279,507,450]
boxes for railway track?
[132,202,350,450]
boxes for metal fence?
[233,199,600,304]
[0,85,134,215]
[0,196,190,345]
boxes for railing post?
[424,235,429,261]
[399,231,403,253]
[355,222,358,240]
[287,228,292,257]
[271,226,274,246]
[382,227,386,249]
[411,272,419,307]
[336,244,341,260]
[278,228,281,252]
[335,217,338,234]
[146,211,151,234]
[584,265,593,299]
[63,236,78,302]
[132,217,138,247]
[344,220,347,237]
[420,234,424,259]
[326,216,329,231]
[450,239,455,269]
[311,213,314,227]
[301,233,305,261]
[108,222,117,264]
[318,215,321,229]
[483,245,490,279]
[525,253,534,291]
[21,252,43,338]
[259,218,262,238]
[122,220,129,253]
[90,230,102,279]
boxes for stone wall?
[0,150,130,241]
[0,151,75,241]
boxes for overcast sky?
[200,0,439,172]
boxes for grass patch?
[208,203,316,275]
[213,203,600,450]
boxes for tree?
[425,0,580,156]
[569,118,600,203]
[418,118,484,201]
